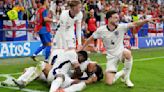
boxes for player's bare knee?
[105,72,115,85]
[123,50,132,60]
[105,79,114,85]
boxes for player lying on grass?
[1,50,103,92]
[1,50,86,88]
[54,62,103,92]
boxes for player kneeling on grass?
[1,50,87,89]
[80,10,160,88]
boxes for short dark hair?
[56,0,62,5]
[78,51,88,61]
[106,10,117,19]
[40,0,45,5]
[95,64,103,81]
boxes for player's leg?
[31,34,46,61]
[44,45,51,62]
[105,56,119,85]
[13,61,47,88]
[49,74,64,92]
[122,48,134,87]
[31,45,46,61]
[1,75,17,86]
[66,38,76,49]
[53,31,63,49]
[43,33,52,62]
[63,82,86,92]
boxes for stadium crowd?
[0,0,164,20]
[0,0,163,31]
[0,0,163,50]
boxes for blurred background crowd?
[0,0,163,21]
[0,0,164,42]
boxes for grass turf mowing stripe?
[0,75,47,92]
[0,85,47,92]
[99,56,164,65]
[1,55,164,75]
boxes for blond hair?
[68,0,81,8]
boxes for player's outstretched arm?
[160,17,164,21]
[80,35,95,51]
[127,18,159,29]
[84,75,98,84]
[76,12,83,47]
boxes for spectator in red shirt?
[85,8,97,47]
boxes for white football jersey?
[54,10,83,49]
[93,23,129,56]
[58,10,83,39]
[50,49,78,74]
[80,60,90,72]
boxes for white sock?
[17,61,46,86]
[64,82,86,92]
[123,58,133,80]
[17,67,35,85]
[24,61,46,85]
[113,70,124,83]
[38,72,47,82]
[49,77,63,92]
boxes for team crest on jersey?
[66,21,71,29]
[114,31,119,36]
[60,20,64,24]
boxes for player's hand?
[56,88,64,92]
[33,32,37,37]
[52,19,59,23]
[160,17,164,21]
[147,18,159,24]
[72,79,80,84]
[77,45,83,51]
[86,30,90,34]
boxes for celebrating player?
[56,62,103,92]
[53,0,83,50]
[1,50,103,92]
[80,10,159,87]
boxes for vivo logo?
[146,38,163,46]
[0,43,30,57]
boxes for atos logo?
[0,42,30,57]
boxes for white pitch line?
[0,85,47,92]
[99,56,164,65]
[134,56,164,61]
[0,72,22,76]
[0,75,47,92]
[1,56,164,75]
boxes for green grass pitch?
[0,47,164,92]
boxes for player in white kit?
[53,0,83,49]
[1,50,87,89]
[1,50,103,92]
[80,10,159,87]
[56,61,103,92]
